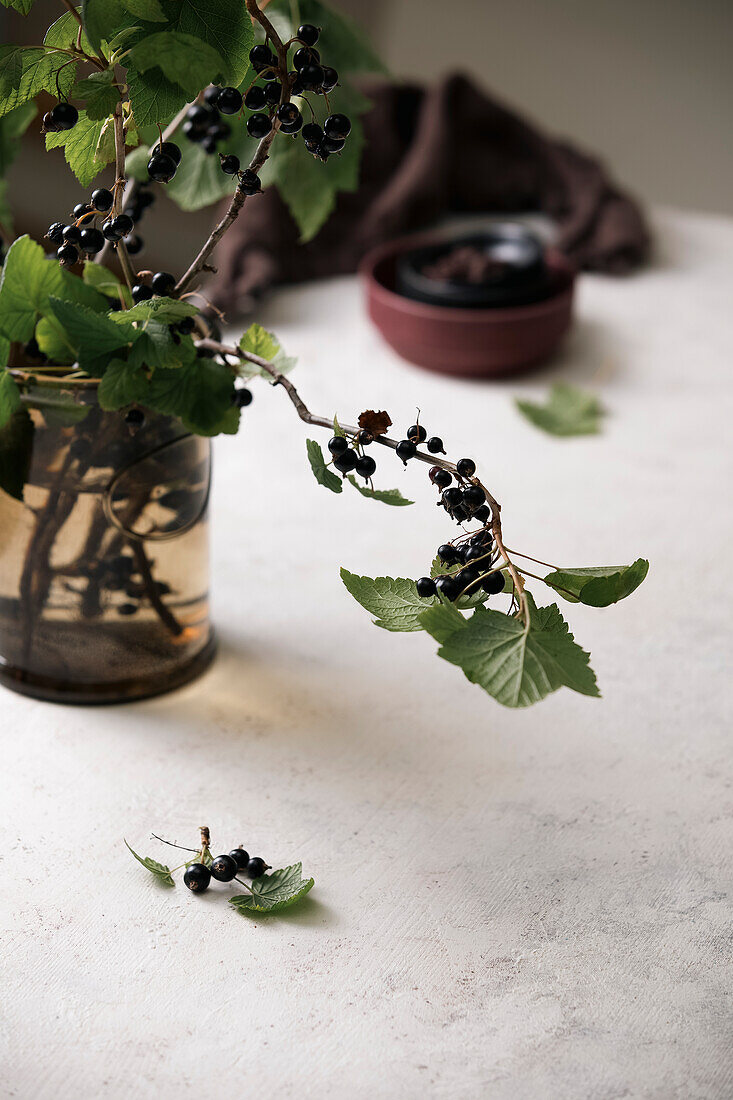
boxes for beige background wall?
[342,0,733,216]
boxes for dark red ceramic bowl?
[360,235,576,378]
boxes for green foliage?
[516,383,604,437]
[45,110,119,186]
[0,44,76,120]
[306,438,342,493]
[0,101,36,176]
[0,369,21,430]
[158,0,254,85]
[72,71,118,120]
[98,357,148,409]
[83,259,131,304]
[240,322,280,362]
[125,66,188,129]
[340,569,438,632]
[125,840,175,886]
[1,0,37,15]
[44,10,94,54]
[345,475,413,506]
[46,296,138,371]
[229,863,315,914]
[543,559,649,606]
[418,601,467,645]
[111,297,197,324]
[436,596,600,708]
[129,32,225,96]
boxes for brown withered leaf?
[358,410,392,437]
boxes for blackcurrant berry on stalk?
[112,213,134,237]
[210,853,238,882]
[217,86,243,114]
[250,44,276,71]
[322,135,345,153]
[73,202,93,219]
[299,63,324,90]
[293,46,320,70]
[416,576,437,598]
[436,575,461,602]
[297,22,320,46]
[437,543,460,565]
[334,449,358,473]
[355,454,377,479]
[123,234,144,255]
[247,113,272,139]
[302,122,323,145]
[42,111,57,132]
[463,484,486,510]
[442,487,462,509]
[321,66,338,92]
[277,102,301,126]
[151,271,175,295]
[464,543,489,563]
[357,429,373,446]
[396,439,416,463]
[453,504,470,523]
[429,466,452,488]
[102,220,120,241]
[147,152,177,182]
[233,387,253,408]
[328,436,349,456]
[203,85,221,106]
[473,504,490,524]
[229,848,249,870]
[324,113,351,139]
[406,424,426,444]
[183,863,211,893]
[91,187,113,212]
[131,284,153,303]
[482,571,505,595]
[49,102,78,131]
[218,152,240,175]
[56,244,78,266]
[155,141,182,166]
[264,81,281,103]
[280,116,303,136]
[244,85,267,111]
[427,437,445,454]
[62,224,82,244]
[79,227,105,254]
[246,857,269,879]
[456,457,476,478]
[238,169,262,196]
[46,222,65,243]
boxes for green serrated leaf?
[110,297,198,324]
[98,358,148,409]
[128,323,193,370]
[44,10,95,55]
[0,368,21,430]
[340,568,439,632]
[516,383,604,437]
[125,0,166,21]
[0,0,36,15]
[72,70,118,120]
[418,601,467,645]
[437,597,600,708]
[141,356,235,435]
[544,559,649,606]
[125,839,175,886]
[159,0,254,85]
[82,259,131,305]
[345,475,413,506]
[47,297,138,363]
[45,110,115,186]
[130,31,226,96]
[332,414,346,438]
[0,45,76,120]
[239,321,280,361]
[229,863,314,914]
[126,65,188,128]
[306,438,342,493]
[34,315,75,362]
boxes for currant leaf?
[306,438,342,493]
[543,559,649,606]
[229,863,314,914]
[516,383,604,437]
[340,569,438,632]
[0,45,76,120]
[125,839,175,887]
[345,476,413,506]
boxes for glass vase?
[0,374,216,703]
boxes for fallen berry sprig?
[125,826,315,916]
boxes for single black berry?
[334,448,358,473]
[294,45,320,69]
[234,387,253,408]
[280,115,303,135]
[463,484,485,510]
[322,135,345,153]
[238,169,261,195]
[131,284,153,304]
[482,571,505,595]
[79,227,105,254]
[321,66,338,92]
[429,466,451,488]
[46,222,65,243]
[203,85,221,106]
[464,543,489,563]
[125,406,145,427]
[73,202,93,219]
[249,44,276,71]
[437,543,460,565]
[297,22,320,46]
[184,863,211,893]
[416,576,437,598]
[156,141,182,166]
[473,505,491,524]
[147,152,177,182]
[299,63,324,89]
[49,102,78,130]
[277,102,301,126]
[220,153,240,175]
[435,575,461,602]
[456,458,476,478]
[217,86,243,114]
[91,187,113,212]
[396,439,416,463]
[112,213,134,236]
[427,437,445,454]
[324,113,351,139]
[264,80,281,103]
[56,243,78,266]
[102,220,121,242]
[62,224,82,244]
[246,856,269,879]
[123,233,144,255]
[151,271,176,296]
[452,504,470,524]
[407,423,427,443]
[328,435,349,456]
[302,122,323,145]
[357,429,373,446]
[442,487,462,509]
[229,848,250,870]
[355,454,376,479]
[244,85,268,111]
[210,853,238,881]
[42,111,57,132]
[246,113,272,139]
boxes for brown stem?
[110,102,136,292]
[196,338,530,624]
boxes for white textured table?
[4,209,732,1099]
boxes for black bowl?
[395,225,551,309]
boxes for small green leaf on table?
[306,438,342,493]
[544,559,649,606]
[346,475,413,506]
[229,863,314,914]
[125,839,175,886]
[516,383,604,437]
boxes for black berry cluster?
[45,187,117,267]
[184,846,271,894]
[416,527,504,603]
[147,140,183,184]
[327,429,377,479]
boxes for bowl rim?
[360,232,576,323]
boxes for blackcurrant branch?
[195,337,530,623]
[111,101,136,292]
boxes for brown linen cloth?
[209,74,650,315]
